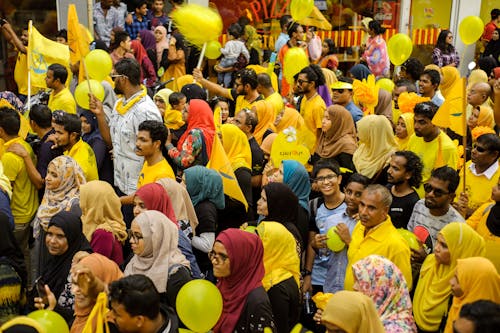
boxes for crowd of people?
[1,1,500,333]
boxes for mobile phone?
[34,276,48,304]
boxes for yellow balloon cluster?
[290,0,314,21]
[84,49,113,81]
[459,16,484,45]
[387,33,413,66]
[283,47,309,86]
[171,4,223,47]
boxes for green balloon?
[28,310,69,333]
[326,226,346,252]
[397,228,420,250]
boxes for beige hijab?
[80,180,127,243]
[316,105,357,158]
[124,211,190,293]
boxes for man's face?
[112,72,125,95]
[467,86,486,106]
[53,123,72,150]
[135,130,157,157]
[21,29,29,46]
[413,114,435,138]
[419,74,436,97]
[153,0,164,12]
[295,73,312,95]
[331,88,351,106]
[424,177,453,210]
[109,301,141,333]
[292,26,304,42]
[233,78,246,96]
[45,70,57,89]
[232,110,250,134]
[121,37,132,52]
[471,140,498,168]
[393,86,408,109]
[56,37,67,45]
[387,155,410,185]
[358,190,389,230]
[102,0,113,8]
[137,4,148,16]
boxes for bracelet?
[301,269,312,277]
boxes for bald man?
[467,82,493,120]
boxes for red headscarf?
[177,99,216,158]
[214,229,265,333]
[135,183,178,226]
[130,40,149,66]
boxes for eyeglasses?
[423,183,449,197]
[127,229,143,242]
[331,89,347,93]
[111,74,127,81]
[314,174,337,183]
[208,250,229,264]
[297,79,310,85]
[472,143,489,153]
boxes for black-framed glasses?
[314,174,337,183]
[127,229,143,242]
[423,183,449,197]
[208,250,229,264]
[297,79,310,85]
[472,143,489,153]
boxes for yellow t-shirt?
[48,87,77,114]
[266,92,284,116]
[300,93,326,135]
[456,161,500,213]
[345,218,412,291]
[137,158,175,189]
[65,138,98,181]
[14,53,29,96]
[1,137,39,224]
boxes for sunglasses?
[423,183,449,197]
[297,79,310,85]
[472,143,489,153]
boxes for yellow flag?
[432,77,466,136]
[207,135,248,210]
[67,4,92,83]
[27,21,70,88]
[297,6,333,30]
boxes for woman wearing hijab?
[79,110,113,184]
[275,107,305,133]
[395,113,415,150]
[353,115,398,183]
[433,30,460,67]
[352,255,417,332]
[153,26,170,74]
[243,25,262,65]
[212,229,276,333]
[256,222,300,333]
[0,212,26,323]
[439,66,461,100]
[184,166,225,276]
[220,124,253,223]
[320,290,385,333]
[413,222,486,332]
[32,156,86,278]
[69,252,123,333]
[162,32,187,89]
[32,211,92,322]
[361,20,390,78]
[260,133,277,162]
[374,89,393,121]
[252,100,276,145]
[275,160,311,249]
[79,180,127,265]
[153,88,173,119]
[467,105,495,130]
[125,210,191,309]
[167,99,216,169]
[444,257,500,333]
[484,28,500,65]
[130,40,157,88]
[133,182,201,278]
[348,63,372,81]
[315,105,357,171]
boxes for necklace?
[115,86,147,115]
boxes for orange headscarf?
[252,100,276,144]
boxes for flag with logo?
[207,135,248,211]
[27,21,70,88]
[67,4,92,82]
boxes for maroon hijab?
[135,183,178,226]
[214,229,265,333]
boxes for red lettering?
[249,1,262,22]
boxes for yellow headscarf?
[466,69,488,94]
[275,107,305,133]
[439,66,460,100]
[476,106,495,129]
[444,257,500,333]
[321,290,386,333]
[395,113,414,150]
[413,222,486,332]
[352,115,397,179]
[252,100,277,145]
[256,221,300,291]
[220,123,252,172]
[80,180,128,243]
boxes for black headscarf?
[0,212,27,289]
[262,182,303,249]
[181,84,207,102]
[42,211,92,298]
[486,203,500,237]
[483,28,500,65]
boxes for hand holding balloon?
[34,285,56,311]
[335,223,351,246]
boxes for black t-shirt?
[249,137,265,177]
[389,190,420,229]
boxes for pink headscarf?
[155,26,169,65]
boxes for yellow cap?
[330,81,353,90]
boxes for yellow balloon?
[205,40,222,60]
[270,128,310,166]
[387,33,413,66]
[171,4,223,47]
[84,49,113,81]
[326,226,346,252]
[74,80,105,109]
[397,228,420,250]
[376,78,395,93]
[28,310,69,333]
[290,0,314,21]
[283,47,309,86]
[459,16,484,45]
[176,280,223,332]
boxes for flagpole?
[461,77,467,194]
[27,21,32,111]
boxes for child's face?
[218,101,229,121]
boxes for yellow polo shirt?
[137,158,175,189]
[266,92,284,116]
[64,138,98,181]
[345,217,412,291]
[48,87,77,114]
[456,161,500,213]
[1,137,39,224]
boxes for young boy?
[217,23,249,87]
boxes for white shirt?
[469,161,499,180]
